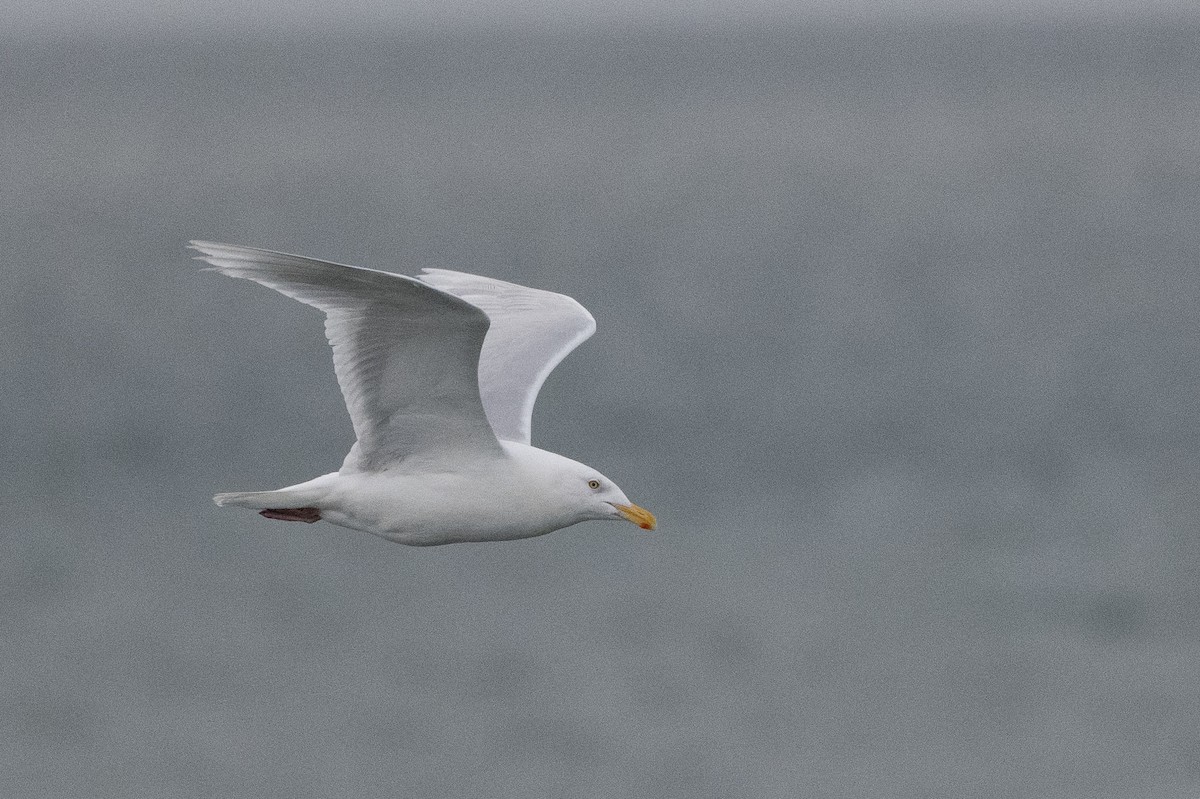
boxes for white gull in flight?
[191,241,655,546]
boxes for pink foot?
[259,507,322,523]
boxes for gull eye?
[587,479,601,490]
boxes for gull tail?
[214,489,324,524]
[213,475,337,523]
[213,490,298,509]
[213,474,335,509]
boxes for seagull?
[191,241,656,546]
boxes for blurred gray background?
[4,3,1200,797]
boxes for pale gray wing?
[190,242,502,472]
[417,269,596,445]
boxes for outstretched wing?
[417,269,596,445]
[191,242,502,472]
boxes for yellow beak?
[614,502,657,530]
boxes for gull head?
[590,476,657,531]
[556,460,656,531]
[508,443,656,532]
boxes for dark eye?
[587,479,601,490]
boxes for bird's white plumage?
[417,268,595,444]
[191,241,655,546]
[191,242,501,472]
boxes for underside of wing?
[190,242,502,472]
[417,269,596,445]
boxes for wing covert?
[417,269,596,444]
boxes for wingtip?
[189,241,228,271]
[188,241,270,272]
[188,240,264,258]
[188,241,228,261]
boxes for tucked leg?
[259,507,322,523]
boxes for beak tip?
[615,502,656,531]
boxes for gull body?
[192,241,655,546]
[248,442,640,546]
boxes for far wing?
[417,269,596,444]
[191,242,503,472]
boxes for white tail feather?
[213,474,337,510]
[213,490,297,509]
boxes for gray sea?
[4,20,1200,798]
